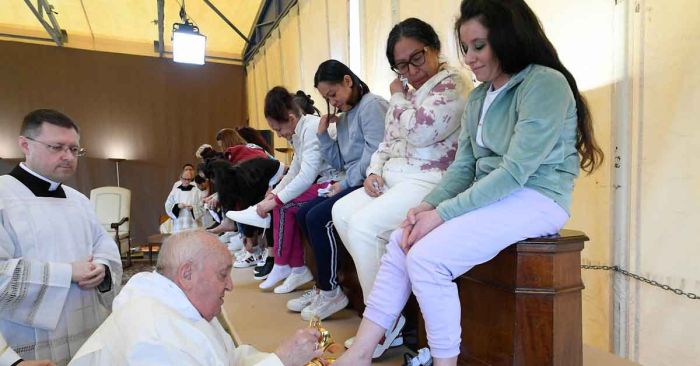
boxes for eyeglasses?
[24,136,87,157]
[391,47,428,74]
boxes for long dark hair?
[314,59,370,108]
[206,158,281,211]
[236,126,274,154]
[386,17,442,68]
[264,86,320,123]
[455,0,603,173]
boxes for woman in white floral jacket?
[332,17,472,354]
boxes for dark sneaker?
[254,256,274,280]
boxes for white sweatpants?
[364,188,570,358]
[331,169,443,301]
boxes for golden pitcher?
[306,317,342,365]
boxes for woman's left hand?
[400,209,444,253]
[256,197,277,217]
[326,182,343,197]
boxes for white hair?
[156,230,221,279]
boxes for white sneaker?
[256,248,269,266]
[287,288,318,312]
[234,248,262,268]
[219,231,235,244]
[301,287,349,320]
[233,247,248,260]
[259,264,291,290]
[273,267,313,294]
[403,347,432,366]
[225,206,271,229]
[228,233,244,253]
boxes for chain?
[581,264,699,300]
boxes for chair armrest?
[110,217,129,230]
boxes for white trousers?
[331,169,443,301]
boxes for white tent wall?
[243,1,700,364]
[246,62,258,128]
[626,0,700,364]
[298,0,334,109]
[245,0,349,162]
[525,0,615,353]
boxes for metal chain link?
[581,264,699,300]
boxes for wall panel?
[631,0,700,364]
[0,41,247,245]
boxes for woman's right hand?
[363,174,385,197]
[203,193,219,209]
[401,201,435,229]
[390,77,407,95]
[318,114,339,134]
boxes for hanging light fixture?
[172,1,206,65]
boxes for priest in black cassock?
[0,109,122,366]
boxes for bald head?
[156,230,226,279]
[156,230,234,320]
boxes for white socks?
[259,264,291,289]
[291,266,308,275]
[320,287,340,298]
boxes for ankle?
[291,266,307,274]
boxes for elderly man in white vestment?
[0,109,123,366]
[69,230,323,366]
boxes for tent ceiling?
[0,0,264,64]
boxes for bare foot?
[332,350,370,366]
[244,236,259,252]
[208,217,236,234]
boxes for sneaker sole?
[287,302,311,312]
[372,315,406,358]
[225,211,271,229]
[233,259,259,268]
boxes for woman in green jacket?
[334,1,604,365]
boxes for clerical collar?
[9,163,66,198]
[177,184,194,191]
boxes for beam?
[0,32,54,43]
[202,0,251,45]
[243,0,297,63]
[23,0,66,46]
[157,0,165,57]
[155,49,243,64]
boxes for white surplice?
[0,332,22,365]
[0,174,122,366]
[69,272,283,366]
[164,183,206,233]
